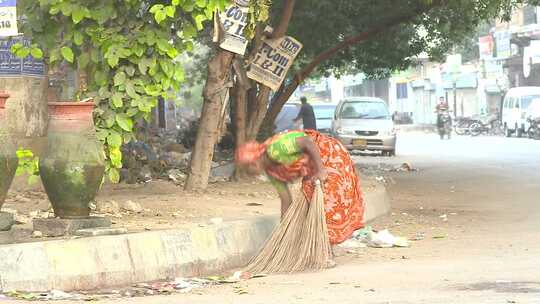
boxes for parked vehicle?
[453,116,475,135]
[527,117,540,140]
[469,117,504,136]
[312,103,337,134]
[331,97,396,156]
[502,87,540,137]
[274,103,301,133]
[437,109,452,140]
[525,99,540,140]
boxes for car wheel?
[517,124,524,138]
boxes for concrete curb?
[0,185,390,292]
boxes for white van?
[502,87,540,137]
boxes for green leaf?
[106,131,122,148]
[73,31,84,46]
[59,2,73,16]
[166,47,178,59]
[109,147,122,168]
[165,6,176,17]
[172,0,180,5]
[125,66,136,76]
[108,168,120,183]
[182,24,197,39]
[10,42,23,54]
[115,113,133,131]
[72,7,87,24]
[49,49,61,63]
[107,55,119,67]
[96,129,109,141]
[160,60,174,77]
[149,4,164,13]
[196,0,207,8]
[132,44,145,57]
[156,39,171,53]
[155,10,167,24]
[126,107,139,117]
[144,84,162,96]
[114,71,127,86]
[111,93,123,108]
[174,66,185,82]
[49,6,60,15]
[125,82,139,99]
[30,48,43,59]
[78,52,90,69]
[194,14,206,30]
[61,46,74,63]
[15,48,30,58]
[94,70,108,86]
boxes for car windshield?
[339,101,390,119]
[522,95,540,110]
[313,105,335,120]
[527,99,540,117]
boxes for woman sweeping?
[236,129,365,266]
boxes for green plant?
[15,0,229,182]
[15,148,40,185]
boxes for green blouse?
[266,131,306,193]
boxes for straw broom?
[246,180,332,274]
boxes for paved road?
[19,133,540,303]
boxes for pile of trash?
[356,162,418,176]
[1,271,261,301]
[339,226,410,249]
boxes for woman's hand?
[312,168,328,184]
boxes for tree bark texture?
[185,50,234,190]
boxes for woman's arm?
[296,136,328,182]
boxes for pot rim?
[48,100,94,106]
[0,91,10,99]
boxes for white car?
[502,87,540,137]
[331,97,396,156]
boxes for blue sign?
[0,37,44,76]
[0,0,16,7]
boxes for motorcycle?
[453,117,475,135]
[527,117,540,140]
[437,110,452,140]
[469,118,504,136]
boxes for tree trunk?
[185,50,234,190]
[246,86,271,140]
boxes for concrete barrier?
[0,184,390,292]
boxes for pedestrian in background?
[294,96,317,130]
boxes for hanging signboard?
[478,35,494,60]
[0,0,18,37]
[217,1,249,55]
[0,37,44,76]
[247,36,303,91]
[494,30,511,59]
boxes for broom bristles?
[246,180,331,274]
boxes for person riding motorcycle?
[435,97,452,139]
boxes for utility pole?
[453,81,457,118]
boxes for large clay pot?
[0,92,17,209]
[39,101,105,218]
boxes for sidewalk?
[0,178,389,292]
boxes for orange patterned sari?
[264,130,365,244]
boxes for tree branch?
[270,0,296,38]
[261,0,446,129]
